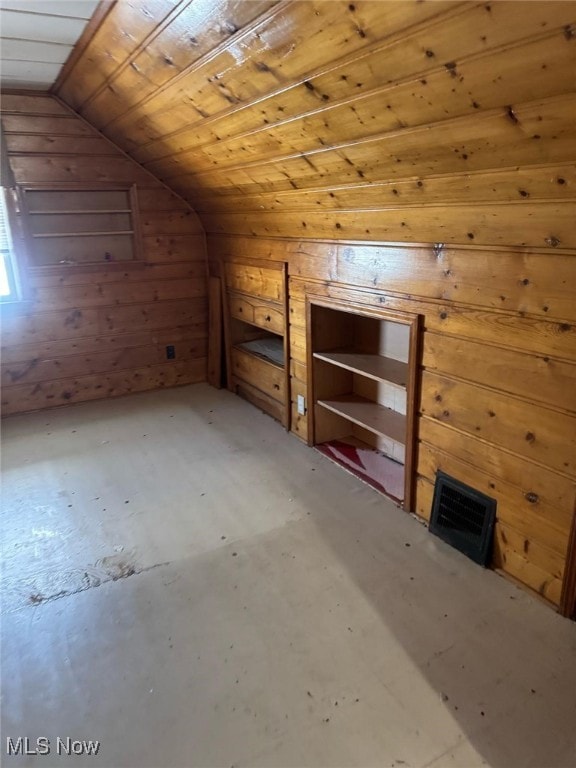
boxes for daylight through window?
[0,190,18,299]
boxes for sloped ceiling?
[49,0,576,248]
[0,0,100,90]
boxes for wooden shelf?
[28,209,132,215]
[32,231,134,239]
[235,337,284,367]
[317,394,406,445]
[310,300,419,511]
[313,349,407,387]
[29,261,145,274]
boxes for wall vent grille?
[430,471,496,566]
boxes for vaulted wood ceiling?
[55,0,576,248]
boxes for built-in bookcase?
[307,298,420,510]
[21,185,141,267]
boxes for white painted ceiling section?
[0,0,99,90]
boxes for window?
[0,189,20,301]
[21,185,141,267]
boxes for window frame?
[0,186,27,304]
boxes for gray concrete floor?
[1,384,575,768]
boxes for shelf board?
[29,261,145,274]
[313,350,407,387]
[235,337,284,367]
[317,394,406,445]
[32,231,134,239]
[28,210,132,215]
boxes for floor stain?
[5,553,171,613]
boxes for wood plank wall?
[54,0,576,608]
[208,235,576,608]
[0,93,207,416]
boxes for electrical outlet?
[297,394,306,415]
[166,345,175,360]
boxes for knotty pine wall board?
[142,31,576,177]
[284,259,576,388]
[79,1,280,130]
[0,93,207,416]
[2,360,205,417]
[191,164,576,214]
[1,323,205,367]
[1,296,206,352]
[129,3,576,166]
[420,370,575,477]
[210,234,576,607]
[56,0,186,110]
[199,202,576,250]
[141,235,206,263]
[167,94,576,196]
[53,2,576,249]
[5,134,118,155]
[422,333,576,413]
[96,1,451,149]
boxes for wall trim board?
[560,507,576,618]
[421,339,576,417]
[214,238,576,322]
[423,326,576,369]
[209,232,576,259]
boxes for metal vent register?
[429,471,496,566]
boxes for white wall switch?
[297,394,306,415]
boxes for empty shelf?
[317,394,406,444]
[313,350,407,387]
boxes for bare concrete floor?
[2,384,575,768]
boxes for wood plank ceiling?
[53,0,576,249]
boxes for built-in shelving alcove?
[307,297,420,510]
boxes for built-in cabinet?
[223,259,289,428]
[21,186,141,266]
[307,298,420,510]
